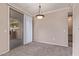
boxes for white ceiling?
[11,3,72,16]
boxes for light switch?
[64,29,65,32]
[4,30,7,32]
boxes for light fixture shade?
[36,14,44,19]
[36,4,45,19]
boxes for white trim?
[24,41,32,45]
[33,7,71,16]
[44,7,71,14]
[8,6,10,51]
[0,49,9,55]
[8,3,32,17]
[8,4,24,15]
[34,40,68,47]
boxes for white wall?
[23,14,32,44]
[34,8,68,47]
[73,4,79,56]
[0,4,9,55]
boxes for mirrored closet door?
[9,8,24,49]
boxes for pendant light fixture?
[36,4,45,19]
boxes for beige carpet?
[2,41,72,56]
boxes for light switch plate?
[64,29,65,32]
[4,30,7,32]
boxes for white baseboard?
[23,41,32,45]
[34,40,68,47]
[0,49,9,55]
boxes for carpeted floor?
[2,41,72,56]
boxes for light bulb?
[36,14,44,19]
[37,15,43,19]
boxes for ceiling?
[10,3,72,16]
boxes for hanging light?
[36,4,45,19]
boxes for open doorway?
[9,8,24,49]
[68,12,73,47]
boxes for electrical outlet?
[53,37,55,40]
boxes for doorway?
[68,13,73,47]
[9,8,24,49]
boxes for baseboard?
[34,40,68,47]
[23,41,32,45]
[0,49,9,55]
